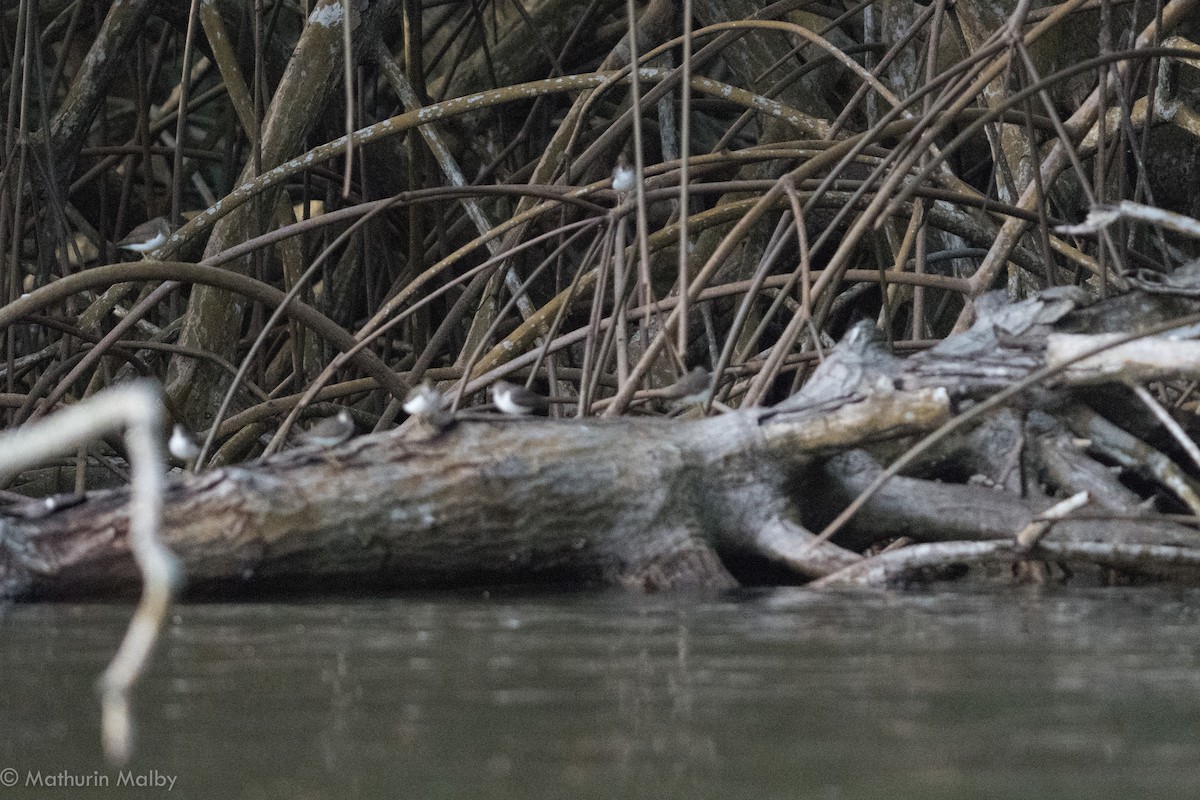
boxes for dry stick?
[876,202,923,343]
[462,273,950,405]
[808,311,1200,551]
[0,381,179,764]
[156,66,813,315]
[341,0,354,198]
[734,184,820,379]
[570,236,620,409]
[1093,0,1113,285]
[273,216,603,441]
[0,262,409,401]
[884,45,1196,239]
[745,211,875,408]
[828,1,941,137]
[1015,77,1062,289]
[196,198,405,469]
[1011,40,1125,273]
[1132,384,1200,474]
[37,203,408,426]
[677,0,693,360]
[370,41,537,320]
[911,206,928,340]
[867,0,1088,221]
[214,378,374,440]
[1057,201,1200,241]
[447,221,605,412]
[1013,491,1091,552]
[7,0,33,400]
[626,178,1063,222]
[911,0,945,344]
[0,1,26,401]
[625,0,656,359]
[834,525,1200,586]
[171,0,201,225]
[707,209,797,412]
[1025,0,1140,23]
[30,281,179,422]
[950,0,1197,330]
[579,221,619,414]
[613,213,631,386]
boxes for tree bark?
[11,277,1200,598]
[0,389,948,598]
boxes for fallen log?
[10,268,1200,597]
[0,388,950,597]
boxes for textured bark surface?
[10,282,1200,598]
[0,389,950,599]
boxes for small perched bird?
[658,367,712,404]
[16,492,87,520]
[292,409,355,448]
[612,158,635,195]
[115,217,171,255]
[403,382,453,432]
[490,380,549,416]
[403,383,445,417]
[168,424,200,461]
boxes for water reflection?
[2,588,1199,799]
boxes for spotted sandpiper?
[403,383,453,431]
[490,381,549,416]
[292,409,355,448]
[403,383,445,417]
[168,424,200,461]
[612,157,635,196]
[115,217,171,256]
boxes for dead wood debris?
[8,278,1200,595]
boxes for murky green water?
[2,588,1199,799]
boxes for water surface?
[2,588,1199,799]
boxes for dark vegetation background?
[2,0,1199,494]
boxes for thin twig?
[0,381,180,764]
